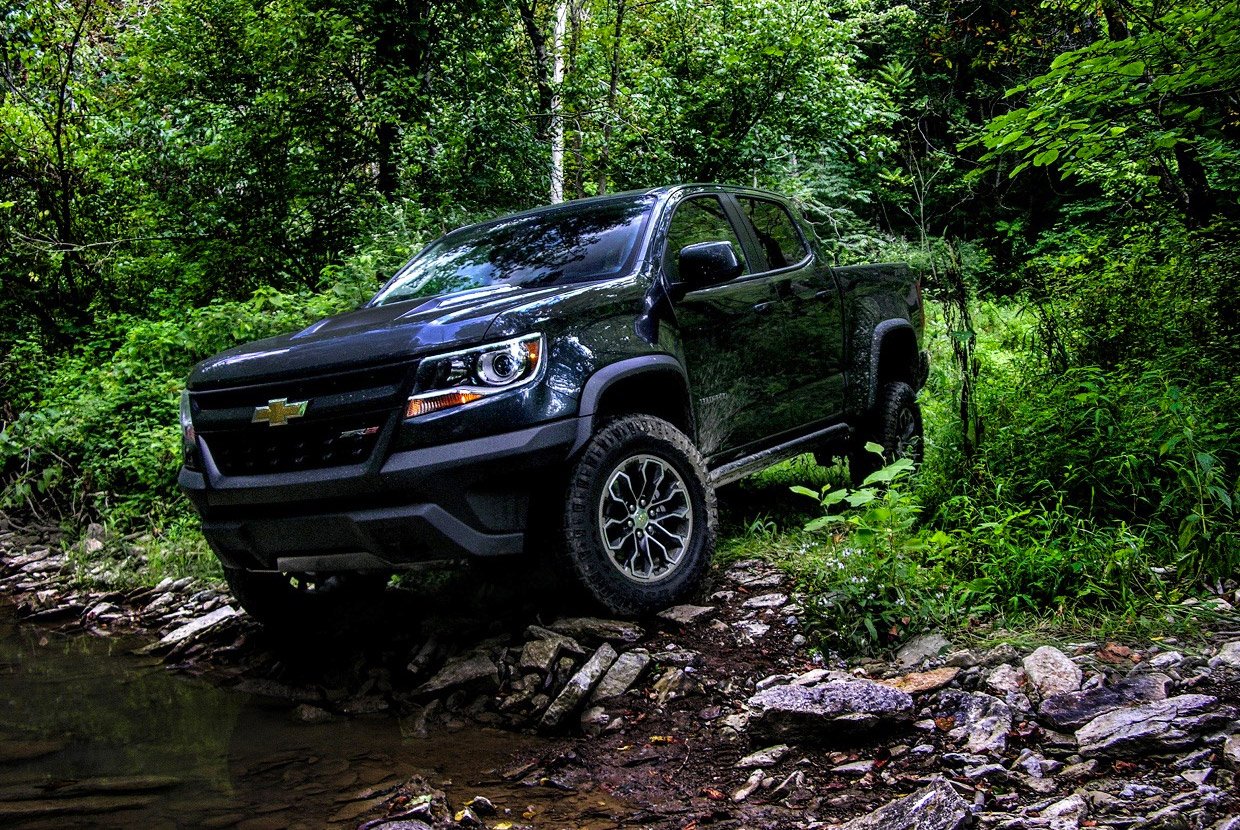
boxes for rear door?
[732,195,847,431]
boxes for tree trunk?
[549,0,568,203]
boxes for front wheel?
[561,415,717,616]
[222,568,389,631]
[848,380,924,486]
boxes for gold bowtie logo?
[252,398,308,426]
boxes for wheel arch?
[573,356,695,454]
[866,319,919,411]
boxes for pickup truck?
[178,184,928,624]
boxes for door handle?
[815,289,836,300]
[753,301,776,313]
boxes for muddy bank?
[3,517,1240,830]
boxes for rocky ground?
[2,515,1239,830]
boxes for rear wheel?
[561,415,716,615]
[848,380,923,486]
[223,568,389,630]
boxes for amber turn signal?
[406,389,484,418]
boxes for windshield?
[371,195,655,306]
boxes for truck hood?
[188,283,562,389]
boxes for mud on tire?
[561,415,717,616]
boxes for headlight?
[180,389,200,469]
[407,333,543,418]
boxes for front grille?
[191,360,413,476]
[203,414,385,476]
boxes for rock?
[742,592,788,609]
[1058,759,1098,782]
[938,691,1013,755]
[658,604,716,625]
[518,638,562,675]
[734,620,770,642]
[548,617,642,645]
[835,780,969,830]
[1208,640,1240,669]
[415,652,498,697]
[880,667,960,696]
[732,769,766,803]
[985,664,1025,695]
[83,538,104,554]
[1075,694,1234,757]
[832,760,875,776]
[1023,646,1082,699]
[1148,651,1184,670]
[1041,793,1088,828]
[590,649,650,703]
[735,744,790,769]
[896,634,953,669]
[291,705,332,724]
[746,674,913,741]
[523,625,586,654]
[649,647,701,667]
[579,706,610,737]
[539,643,618,730]
[157,606,238,647]
[1038,673,1172,729]
[1222,734,1240,770]
[652,667,696,705]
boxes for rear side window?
[738,197,808,272]
[663,196,749,283]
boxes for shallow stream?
[0,608,622,829]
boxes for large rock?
[1208,640,1240,670]
[416,652,499,696]
[589,649,650,703]
[548,617,643,645]
[1038,673,1172,729]
[1075,694,1234,757]
[539,644,618,730]
[836,780,969,830]
[746,673,913,741]
[1023,646,1082,699]
[880,668,960,696]
[937,691,1013,755]
[896,634,953,669]
[157,606,238,647]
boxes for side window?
[663,196,749,284]
[738,197,809,272]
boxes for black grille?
[191,360,413,476]
[204,415,385,476]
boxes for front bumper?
[179,418,582,571]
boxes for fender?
[572,355,690,454]
[866,318,916,411]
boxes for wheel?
[222,568,389,630]
[848,381,923,486]
[561,415,717,615]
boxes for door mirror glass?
[677,241,742,291]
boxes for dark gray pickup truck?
[179,184,927,622]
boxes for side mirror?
[673,241,742,297]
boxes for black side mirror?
[673,241,742,297]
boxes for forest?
[1,0,1237,651]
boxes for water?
[0,609,623,828]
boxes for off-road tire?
[561,415,717,616]
[847,380,923,486]
[223,568,389,630]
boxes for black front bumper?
[179,418,582,571]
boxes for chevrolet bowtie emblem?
[252,398,308,426]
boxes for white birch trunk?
[549,0,568,203]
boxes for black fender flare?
[572,355,692,454]
[865,318,917,412]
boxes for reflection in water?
[0,610,618,829]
